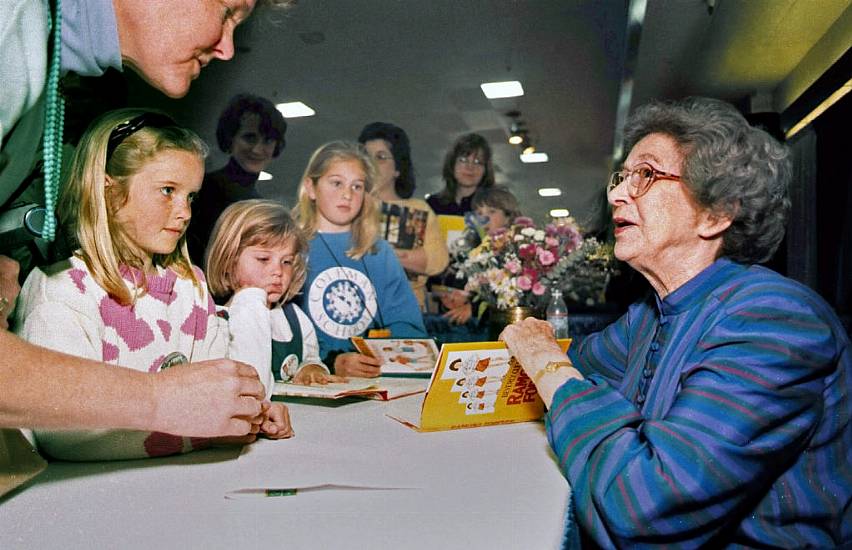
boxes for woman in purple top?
[427,133,497,324]
[426,132,496,216]
[501,97,851,548]
[187,94,288,267]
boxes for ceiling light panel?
[520,152,549,163]
[481,81,524,99]
[538,188,562,197]
[276,101,316,118]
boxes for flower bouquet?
[450,215,616,316]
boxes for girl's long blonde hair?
[59,108,208,305]
[205,199,308,304]
[293,141,379,259]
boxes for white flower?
[521,227,536,237]
[533,230,545,241]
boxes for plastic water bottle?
[547,289,569,339]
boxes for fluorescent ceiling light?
[258,171,273,181]
[480,81,524,99]
[550,209,570,218]
[538,188,562,197]
[508,135,524,145]
[520,152,549,163]
[275,101,316,118]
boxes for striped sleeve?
[547,291,837,548]
[568,310,630,387]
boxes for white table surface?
[0,394,570,550]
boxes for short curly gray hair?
[623,97,791,264]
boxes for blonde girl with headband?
[294,141,427,378]
[14,109,292,461]
[206,199,343,391]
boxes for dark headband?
[106,112,176,161]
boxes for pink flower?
[538,249,555,266]
[522,268,539,282]
[517,275,532,291]
[545,236,559,248]
[518,243,536,260]
[514,216,535,228]
[505,259,521,274]
[532,282,546,295]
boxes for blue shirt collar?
[61,0,122,77]
[654,257,744,315]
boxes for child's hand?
[205,397,266,447]
[334,352,382,378]
[443,301,473,325]
[261,401,294,439]
[292,364,348,385]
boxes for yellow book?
[436,214,466,248]
[387,339,571,431]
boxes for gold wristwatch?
[532,360,574,386]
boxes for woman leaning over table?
[501,97,851,548]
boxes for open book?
[350,337,440,376]
[387,339,571,431]
[273,376,428,401]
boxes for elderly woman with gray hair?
[502,97,850,547]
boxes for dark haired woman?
[187,93,288,266]
[358,122,448,310]
[426,133,496,325]
[426,133,495,216]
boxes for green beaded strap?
[42,0,64,242]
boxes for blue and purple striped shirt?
[549,258,851,548]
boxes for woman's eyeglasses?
[456,156,485,167]
[607,162,682,198]
[371,152,394,162]
[106,112,176,161]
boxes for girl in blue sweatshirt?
[294,141,426,377]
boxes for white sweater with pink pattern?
[14,256,229,461]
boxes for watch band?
[532,360,574,386]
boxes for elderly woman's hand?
[0,255,21,331]
[500,317,582,407]
[500,317,564,368]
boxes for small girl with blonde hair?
[206,199,341,392]
[294,141,427,377]
[14,109,291,461]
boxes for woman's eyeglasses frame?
[607,162,683,198]
[455,156,486,167]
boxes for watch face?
[545,361,568,372]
